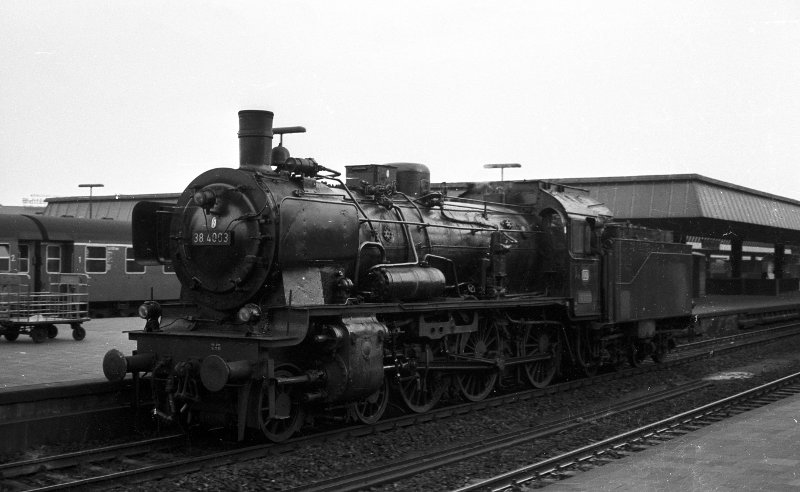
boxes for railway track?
[454,371,800,491]
[0,382,711,492]
[283,381,711,492]
[0,435,184,491]
[3,323,799,490]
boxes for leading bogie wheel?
[348,376,390,425]
[71,324,86,341]
[520,327,558,389]
[250,367,306,442]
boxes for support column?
[774,243,785,279]
[726,233,743,295]
[774,243,785,295]
[729,236,743,279]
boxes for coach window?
[46,245,62,273]
[0,244,10,272]
[163,263,176,274]
[18,244,29,273]
[85,246,108,274]
[126,247,145,273]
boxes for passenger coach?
[0,214,180,317]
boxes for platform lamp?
[78,183,104,219]
[483,163,521,182]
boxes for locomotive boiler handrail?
[397,192,433,254]
[357,217,534,235]
[437,204,532,218]
[430,196,534,215]
[325,176,379,240]
[390,205,421,266]
[439,203,505,230]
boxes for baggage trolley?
[0,273,90,343]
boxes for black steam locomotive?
[103,110,693,441]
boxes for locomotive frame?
[104,110,693,442]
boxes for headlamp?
[237,304,261,323]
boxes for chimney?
[238,110,274,172]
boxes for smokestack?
[238,110,274,172]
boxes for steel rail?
[454,372,800,492]
[284,381,711,492]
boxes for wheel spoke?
[251,367,305,442]
[456,322,499,402]
[520,326,557,388]
[349,377,389,424]
[395,370,447,413]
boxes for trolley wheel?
[71,324,86,341]
[30,326,48,343]
[3,329,20,342]
[46,324,58,339]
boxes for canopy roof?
[553,174,800,244]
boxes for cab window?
[570,221,592,255]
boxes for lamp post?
[78,183,104,219]
[483,163,521,182]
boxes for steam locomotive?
[103,110,693,441]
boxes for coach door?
[15,241,34,286]
[36,242,72,291]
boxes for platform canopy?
[552,174,800,245]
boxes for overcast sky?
[2,1,799,205]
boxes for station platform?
[555,392,800,491]
[1,293,799,390]
[693,292,800,317]
[0,317,139,390]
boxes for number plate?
[192,231,231,245]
